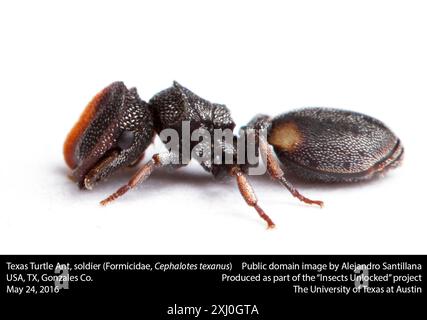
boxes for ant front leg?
[100,153,170,206]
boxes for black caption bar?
[1,255,425,316]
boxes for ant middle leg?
[230,166,275,229]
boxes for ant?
[64,82,403,228]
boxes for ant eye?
[117,130,135,150]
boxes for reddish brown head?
[64,82,154,189]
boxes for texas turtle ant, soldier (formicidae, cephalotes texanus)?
[64,82,403,229]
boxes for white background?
[0,0,426,254]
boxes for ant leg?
[100,153,167,206]
[259,136,323,207]
[230,167,275,229]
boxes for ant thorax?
[149,82,266,178]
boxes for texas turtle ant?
[64,82,403,228]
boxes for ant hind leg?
[259,136,323,207]
[242,115,323,208]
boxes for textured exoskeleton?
[267,108,403,182]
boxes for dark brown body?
[64,82,404,228]
[268,108,404,182]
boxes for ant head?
[64,82,154,189]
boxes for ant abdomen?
[268,108,403,182]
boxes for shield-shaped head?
[64,82,154,189]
